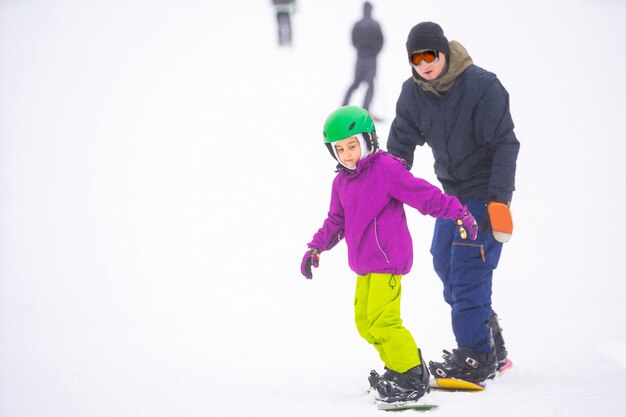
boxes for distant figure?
[342,2,384,113]
[272,0,296,46]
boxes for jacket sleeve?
[387,82,426,170]
[386,156,464,219]
[475,79,520,203]
[307,178,345,252]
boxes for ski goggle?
[410,50,439,66]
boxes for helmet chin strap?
[333,133,373,170]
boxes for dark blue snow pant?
[342,57,377,111]
[276,12,292,45]
[430,198,503,354]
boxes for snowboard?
[430,358,513,391]
[430,378,485,391]
[498,358,513,374]
[376,400,438,411]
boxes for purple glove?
[456,207,478,240]
[300,248,320,279]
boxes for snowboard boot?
[428,347,497,384]
[490,313,509,371]
[369,349,430,403]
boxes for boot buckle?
[465,357,479,368]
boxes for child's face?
[334,136,361,169]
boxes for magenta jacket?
[308,151,465,276]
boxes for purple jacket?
[308,151,464,276]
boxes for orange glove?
[488,202,513,243]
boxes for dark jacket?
[387,42,519,203]
[352,5,383,59]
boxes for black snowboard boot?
[369,349,430,403]
[428,347,497,384]
[490,313,509,370]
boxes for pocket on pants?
[452,242,486,263]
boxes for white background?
[1,0,625,416]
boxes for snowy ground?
[1,0,626,416]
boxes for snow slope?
[1,1,625,416]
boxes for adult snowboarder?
[387,22,520,384]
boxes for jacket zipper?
[374,217,390,264]
[452,242,486,263]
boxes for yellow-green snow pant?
[354,273,420,373]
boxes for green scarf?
[412,41,473,95]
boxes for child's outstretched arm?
[386,157,478,239]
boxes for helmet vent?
[349,122,356,131]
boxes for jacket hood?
[412,40,473,95]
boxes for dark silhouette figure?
[342,2,384,112]
[272,0,296,46]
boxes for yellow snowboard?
[430,378,485,391]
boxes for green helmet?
[322,106,379,163]
[323,105,376,143]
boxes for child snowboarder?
[300,105,479,406]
